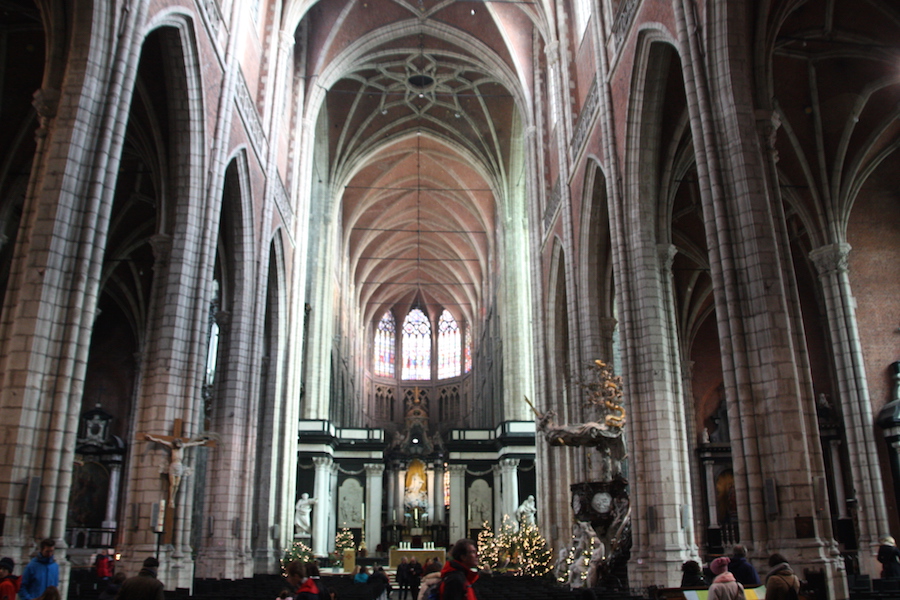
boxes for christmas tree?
[513,521,553,576]
[334,527,355,552]
[281,540,314,574]
[478,514,552,576]
[331,527,355,567]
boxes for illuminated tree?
[281,540,314,574]
[478,515,552,577]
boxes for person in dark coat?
[98,572,126,600]
[877,536,900,579]
[366,565,391,600]
[116,557,164,600]
[409,557,424,599]
[763,554,800,600]
[397,557,411,600]
[728,545,761,586]
[680,560,706,587]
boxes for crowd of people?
[0,539,164,600]
[1,533,896,599]
[680,544,820,600]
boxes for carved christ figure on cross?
[141,422,217,507]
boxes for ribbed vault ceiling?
[296,0,539,327]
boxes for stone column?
[432,462,445,524]
[698,450,720,552]
[395,466,407,523]
[102,459,123,531]
[448,465,466,542]
[312,456,333,556]
[811,243,888,568]
[829,441,848,520]
[364,464,384,549]
[499,458,520,521]
[327,461,339,545]
[492,465,502,527]
[386,464,396,522]
[426,467,435,523]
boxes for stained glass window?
[464,323,472,373]
[374,311,395,377]
[402,308,431,380]
[438,309,461,379]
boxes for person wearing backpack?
[437,539,479,600]
[763,554,800,600]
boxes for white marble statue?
[515,494,537,526]
[294,492,316,537]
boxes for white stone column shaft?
[499,458,520,521]
[395,468,407,523]
[312,456,333,556]
[365,464,385,548]
[492,465,502,527]
[102,462,122,529]
[386,465,396,522]
[432,463,445,524]
[328,463,339,544]
[426,468,435,523]
[448,465,466,542]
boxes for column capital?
[755,108,782,163]
[499,458,520,471]
[149,233,173,265]
[365,463,385,475]
[448,464,467,475]
[809,243,851,277]
[658,243,677,273]
[312,455,334,469]
[279,30,296,52]
[544,41,560,65]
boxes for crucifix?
[138,419,218,509]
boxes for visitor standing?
[763,554,800,600]
[439,539,479,600]
[19,539,58,600]
[728,545,761,586]
[680,560,706,587]
[877,536,900,579]
[0,558,18,600]
[116,557,164,600]
[397,557,411,600]
[707,557,745,600]
[409,557,423,599]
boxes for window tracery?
[402,308,431,380]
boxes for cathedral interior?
[0,0,898,598]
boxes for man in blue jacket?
[19,539,58,600]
